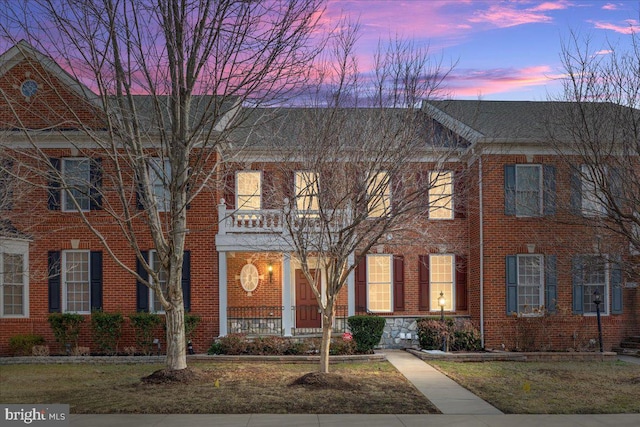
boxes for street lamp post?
[438,291,446,352]
[593,289,604,353]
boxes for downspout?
[479,156,485,348]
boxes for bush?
[417,318,482,351]
[9,334,45,356]
[207,335,358,356]
[91,311,124,355]
[250,335,291,355]
[347,315,386,353]
[208,333,249,355]
[48,313,84,353]
[129,312,162,356]
[184,314,201,340]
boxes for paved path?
[380,349,503,415]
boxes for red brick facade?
[1,43,638,356]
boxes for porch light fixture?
[593,289,604,353]
[438,291,446,352]
[268,264,273,283]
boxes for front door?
[295,269,321,328]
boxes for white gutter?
[479,156,485,348]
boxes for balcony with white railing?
[216,198,353,251]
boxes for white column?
[347,252,355,317]
[281,253,292,337]
[218,251,228,337]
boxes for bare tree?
[545,30,640,278]
[246,24,463,373]
[1,0,323,373]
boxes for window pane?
[368,172,390,217]
[515,165,540,216]
[237,172,261,210]
[151,251,168,313]
[581,165,607,216]
[430,255,453,310]
[517,255,542,314]
[429,171,453,219]
[63,159,90,211]
[367,255,391,312]
[295,172,319,212]
[150,159,171,212]
[3,253,24,315]
[583,256,607,314]
[65,251,89,313]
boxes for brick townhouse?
[1,41,638,355]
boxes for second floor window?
[149,250,168,313]
[428,171,453,219]
[367,171,390,217]
[295,171,319,214]
[515,165,541,217]
[505,164,555,217]
[236,171,261,211]
[149,158,171,212]
[62,158,90,211]
[581,165,607,217]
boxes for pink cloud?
[446,65,564,98]
[593,49,613,56]
[602,3,618,11]
[531,1,572,12]
[468,3,558,28]
[591,19,640,35]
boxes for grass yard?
[0,361,439,414]
[429,360,640,414]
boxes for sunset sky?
[325,0,639,100]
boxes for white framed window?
[429,254,454,311]
[149,158,171,212]
[581,165,607,217]
[367,254,392,312]
[0,239,29,317]
[236,171,262,211]
[517,254,544,315]
[149,250,168,313]
[367,171,390,218]
[581,256,608,315]
[515,165,542,217]
[62,158,90,212]
[295,171,319,215]
[62,250,90,314]
[429,171,453,219]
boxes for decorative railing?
[218,199,352,235]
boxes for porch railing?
[226,305,350,336]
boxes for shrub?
[329,336,357,355]
[129,312,162,356]
[48,313,84,353]
[347,315,386,353]
[184,314,201,340]
[9,334,45,356]
[250,335,290,355]
[32,345,50,357]
[417,318,482,351]
[208,333,249,355]
[91,311,124,355]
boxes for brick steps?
[613,337,640,356]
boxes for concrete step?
[613,347,640,356]
[620,341,640,349]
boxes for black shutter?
[48,251,61,312]
[1,159,14,210]
[136,251,150,312]
[182,250,191,312]
[455,255,468,311]
[611,256,623,314]
[543,165,556,216]
[418,255,430,311]
[454,171,466,219]
[90,251,103,310]
[48,158,61,210]
[545,255,557,313]
[89,158,103,210]
[504,165,516,216]
[224,170,235,209]
[506,255,518,315]
[355,256,367,313]
[570,168,582,216]
[572,256,584,314]
[393,256,405,312]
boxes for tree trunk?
[319,303,337,374]
[164,302,187,371]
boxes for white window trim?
[61,158,90,212]
[582,257,609,317]
[0,238,29,318]
[235,170,262,211]
[516,254,544,316]
[149,250,167,313]
[429,254,455,311]
[428,171,454,220]
[61,250,90,314]
[515,164,543,217]
[366,254,393,313]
